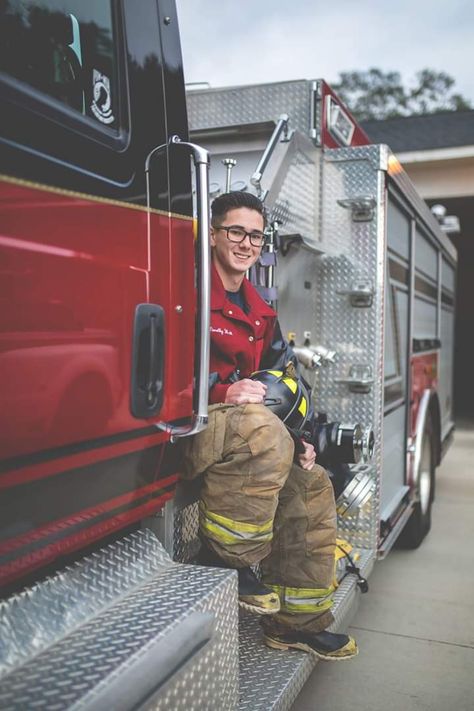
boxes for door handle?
[130,304,165,418]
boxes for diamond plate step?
[237,549,374,711]
[1,526,373,711]
[0,530,239,711]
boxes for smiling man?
[182,192,357,661]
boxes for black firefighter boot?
[195,542,280,615]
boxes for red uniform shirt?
[209,264,277,403]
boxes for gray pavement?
[292,425,474,711]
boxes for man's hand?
[298,441,317,470]
[225,378,267,405]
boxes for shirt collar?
[211,262,276,318]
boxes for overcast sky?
[177,0,474,105]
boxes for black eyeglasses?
[214,225,266,247]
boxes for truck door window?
[0,0,118,130]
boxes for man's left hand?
[298,441,317,470]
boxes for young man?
[182,192,357,660]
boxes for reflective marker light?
[326,96,355,147]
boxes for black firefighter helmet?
[250,364,311,431]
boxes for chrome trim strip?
[437,250,442,340]
[405,213,416,489]
[378,502,413,558]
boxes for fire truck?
[0,1,456,709]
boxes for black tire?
[398,411,436,549]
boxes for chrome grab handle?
[250,113,292,197]
[145,135,211,439]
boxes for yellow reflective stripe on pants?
[267,584,335,614]
[199,503,273,546]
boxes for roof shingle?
[361,110,474,152]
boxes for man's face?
[210,207,265,282]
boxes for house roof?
[361,110,474,152]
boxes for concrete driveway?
[292,425,474,711]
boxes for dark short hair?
[211,191,267,228]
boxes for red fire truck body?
[0,0,207,591]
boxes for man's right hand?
[225,378,267,405]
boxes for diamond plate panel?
[0,533,239,711]
[187,81,312,136]
[148,567,239,711]
[317,146,386,551]
[0,529,172,678]
[173,502,200,563]
[269,143,321,251]
[238,612,315,711]
[276,145,387,551]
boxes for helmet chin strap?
[263,397,282,406]
[283,361,298,379]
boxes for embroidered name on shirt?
[211,326,234,336]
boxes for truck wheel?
[398,412,435,549]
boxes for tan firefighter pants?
[180,403,337,633]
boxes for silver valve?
[222,158,237,192]
[311,344,337,364]
[293,344,337,370]
[293,346,323,370]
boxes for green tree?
[333,68,471,121]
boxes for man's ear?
[210,227,217,247]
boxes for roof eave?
[397,145,474,164]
